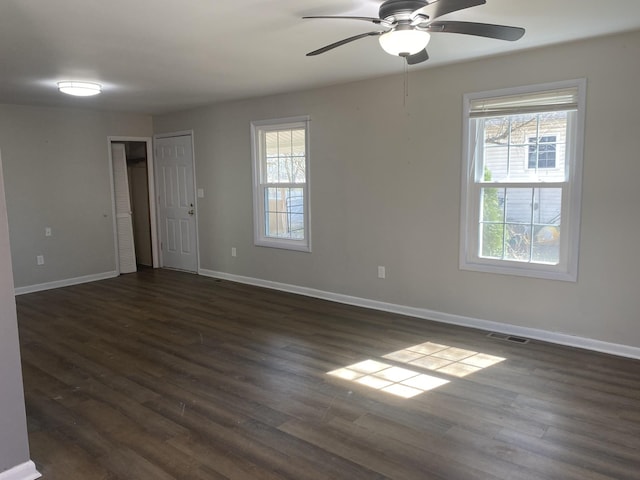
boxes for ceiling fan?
[303,0,525,65]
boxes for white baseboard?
[0,461,40,480]
[199,268,640,360]
[14,271,118,295]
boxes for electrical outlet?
[37,255,45,265]
[378,266,386,279]
[45,227,52,237]
[231,247,237,257]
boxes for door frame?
[107,136,159,271]
[153,130,199,271]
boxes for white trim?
[0,461,40,480]
[198,268,640,360]
[14,271,117,295]
[107,140,120,275]
[154,130,193,140]
[146,139,159,268]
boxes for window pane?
[535,188,562,225]
[265,187,286,238]
[265,131,278,157]
[266,159,278,183]
[481,223,504,258]
[538,112,568,140]
[291,129,306,183]
[532,188,561,264]
[292,156,306,183]
[482,145,509,182]
[278,157,292,182]
[291,129,305,152]
[480,188,504,259]
[529,137,557,169]
[265,210,282,238]
[264,187,305,239]
[484,117,509,145]
[481,187,504,223]
[532,225,560,264]
[508,114,538,144]
[504,223,531,261]
[506,145,530,181]
[288,214,304,239]
[278,130,292,157]
[505,188,533,224]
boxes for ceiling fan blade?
[302,16,391,26]
[406,49,429,65]
[427,21,525,41]
[306,31,384,56]
[412,0,486,22]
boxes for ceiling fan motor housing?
[379,0,428,20]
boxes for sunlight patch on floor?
[328,360,449,398]
[327,341,506,399]
[383,342,505,378]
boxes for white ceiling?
[2,0,639,115]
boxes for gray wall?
[0,105,152,288]
[154,30,640,349]
[0,151,30,474]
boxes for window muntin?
[461,80,585,281]
[251,117,310,251]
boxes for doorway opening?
[108,137,159,273]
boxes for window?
[528,135,556,169]
[251,116,311,251]
[460,80,586,281]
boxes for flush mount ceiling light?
[57,81,102,97]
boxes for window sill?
[255,238,311,253]
[460,259,576,282]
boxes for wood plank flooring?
[16,268,640,479]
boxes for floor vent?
[487,332,530,344]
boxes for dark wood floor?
[16,269,640,479]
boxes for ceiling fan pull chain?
[404,58,409,105]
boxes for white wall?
[154,30,640,349]
[0,151,31,474]
[0,105,152,288]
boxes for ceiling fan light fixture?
[379,29,430,56]
[57,81,102,97]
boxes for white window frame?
[460,79,586,281]
[251,116,311,252]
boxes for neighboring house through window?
[251,116,311,252]
[528,135,557,169]
[460,80,586,281]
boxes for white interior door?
[155,134,198,272]
[111,143,137,274]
